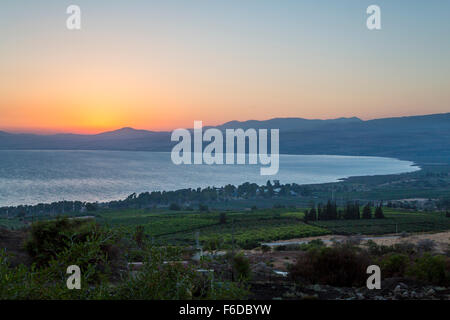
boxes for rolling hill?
[1,113,449,164]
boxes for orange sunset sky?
[1,1,449,134]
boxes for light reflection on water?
[0,150,419,206]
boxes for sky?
[0,0,449,134]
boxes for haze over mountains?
[1,113,450,164]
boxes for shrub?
[380,253,409,277]
[275,240,324,252]
[0,250,112,299]
[392,242,416,255]
[238,239,259,250]
[24,218,123,282]
[309,239,325,247]
[204,236,223,251]
[417,239,436,252]
[289,245,371,287]
[1,237,247,300]
[115,247,197,299]
[133,225,145,248]
[208,282,250,300]
[366,240,391,256]
[400,231,409,238]
[406,253,450,285]
[366,240,416,256]
[229,253,251,281]
[127,248,146,261]
[25,217,99,266]
[346,236,362,246]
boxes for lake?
[0,150,419,206]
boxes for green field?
[93,208,328,248]
[3,207,450,249]
[97,209,218,237]
[157,218,329,248]
[0,218,25,229]
[92,207,450,248]
[310,208,450,235]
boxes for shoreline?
[0,151,420,208]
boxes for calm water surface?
[0,150,419,206]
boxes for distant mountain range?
[1,113,450,164]
[214,116,362,131]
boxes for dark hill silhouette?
[215,117,362,131]
[93,127,158,139]
[1,113,449,164]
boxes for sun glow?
[1,1,449,134]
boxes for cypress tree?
[375,205,385,219]
[332,201,338,220]
[362,203,372,219]
[355,202,360,219]
[327,202,331,220]
[343,202,352,220]
[309,207,317,221]
[317,204,323,221]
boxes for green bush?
[274,241,325,252]
[407,253,450,285]
[1,244,247,300]
[238,239,259,250]
[380,253,409,277]
[366,240,416,256]
[0,249,112,299]
[24,217,123,283]
[416,239,436,252]
[290,245,371,287]
[115,247,196,299]
[208,282,249,300]
[203,236,223,251]
[25,218,96,265]
[133,225,145,248]
[229,253,251,281]
[299,239,326,251]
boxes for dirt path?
[247,231,450,272]
[261,231,450,253]
[363,231,450,253]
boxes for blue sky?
[0,0,449,132]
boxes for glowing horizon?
[1,1,449,135]
[2,110,449,135]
